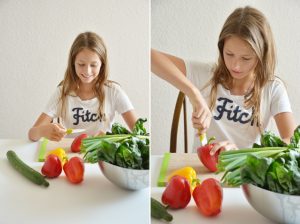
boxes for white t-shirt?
[185,60,292,151]
[43,83,134,136]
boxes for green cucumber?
[151,197,173,222]
[6,150,49,187]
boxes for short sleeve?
[113,85,134,114]
[269,79,292,116]
[43,87,61,118]
[185,60,215,90]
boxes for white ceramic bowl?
[98,161,149,190]
[242,184,300,224]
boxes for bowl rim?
[242,183,300,197]
[98,160,149,190]
[98,160,149,171]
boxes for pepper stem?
[192,178,201,186]
[207,136,216,145]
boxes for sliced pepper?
[197,136,219,172]
[168,166,200,191]
[47,148,68,165]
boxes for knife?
[198,131,207,146]
[66,128,86,134]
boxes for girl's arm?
[151,49,198,98]
[274,112,296,143]
[122,110,138,131]
[28,113,66,142]
[151,49,212,133]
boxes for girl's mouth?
[231,70,243,76]
[231,69,241,74]
[81,74,93,78]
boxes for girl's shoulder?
[265,77,286,89]
[263,77,287,97]
[104,80,121,90]
[184,60,215,89]
[55,85,77,97]
[104,81,125,95]
[184,59,215,75]
[51,85,63,97]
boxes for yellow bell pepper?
[47,148,68,165]
[168,166,200,191]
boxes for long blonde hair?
[209,6,276,131]
[59,31,111,121]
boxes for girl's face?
[223,35,258,81]
[74,48,102,84]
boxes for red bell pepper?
[193,178,223,216]
[197,137,220,172]
[41,154,62,178]
[161,175,191,209]
[71,133,88,153]
[63,157,84,184]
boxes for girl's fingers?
[210,141,238,155]
[210,142,226,155]
[194,128,207,136]
[192,122,203,130]
[56,123,65,129]
[201,113,212,130]
[192,113,211,130]
[97,130,105,136]
[49,135,58,141]
[54,123,66,134]
[50,129,65,141]
[51,134,60,141]
[192,108,203,118]
[210,141,229,155]
[224,143,238,151]
[192,111,206,124]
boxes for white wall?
[0,0,150,138]
[151,0,300,154]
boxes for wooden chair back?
[170,91,188,153]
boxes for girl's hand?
[209,141,238,155]
[96,130,105,136]
[189,89,212,133]
[41,123,66,141]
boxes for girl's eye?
[91,64,97,67]
[78,64,85,67]
[242,57,251,61]
[225,53,233,57]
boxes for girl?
[152,6,296,154]
[29,32,137,141]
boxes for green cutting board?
[37,138,74,162]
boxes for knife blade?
[198,131,207,146]
[66,128,86,134]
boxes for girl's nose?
[232,59,240,71]
[84,65,92,74]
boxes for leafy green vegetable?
[97,141,119,164]
[218,147,286,186]
[109,123,131,135]
[82,118,149,170]
[290,125,300,148]
[115,140,143,169]
[259,131,287,147]
[218,126,300,195]
[132,118,148,135]
[139,143,149,169]
[264,150,300,195]
[240,154,273,187]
